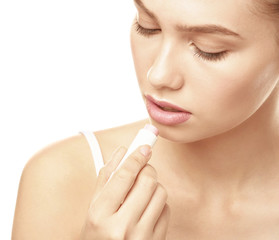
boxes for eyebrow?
[134,0,242,39]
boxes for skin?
[12,0,279,239]
[131,0,279,237]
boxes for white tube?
[110,124,158,177]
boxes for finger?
[93,146,127,200]
[106,146,128,174]
[138,183,168,229]
[153,204,171,240]
[93,145,152,216]
[116,164,158,225]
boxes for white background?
[0,0,148,238]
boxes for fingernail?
[140,145,151,157]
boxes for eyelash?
[133,20,228,62]
[133,20,160,37]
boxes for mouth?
[146,95,191,113]
[145,95,192,125]
[159,106,182,112]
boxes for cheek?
[197,57,279,126]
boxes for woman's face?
[130,0,279,143]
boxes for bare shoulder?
[12,118,149,240]
[12,133,96,239]
[23,133,96,179]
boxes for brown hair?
[251,0,279,43]
[254,0,279,16]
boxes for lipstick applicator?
[114,124,159,172]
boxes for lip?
[146,95,191,113]
[145,95,192,126]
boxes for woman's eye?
[133,20,161,37]
[193,46,228,62]
[133,20,228,62]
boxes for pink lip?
[146,95,191,113]
[145,95,192,126]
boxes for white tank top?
[80,131,105,176]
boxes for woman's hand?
[80,145,170,240]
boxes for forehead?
[135,0,279,43]
[135,0,266,35]
[136,0,252,22]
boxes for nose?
[147,41,184,90]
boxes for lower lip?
[146,98,191,126]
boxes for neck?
[158,89,279,198]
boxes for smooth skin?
[12,0,279,239]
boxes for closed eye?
[193,46,228,62]
[133,20,161,37]
[133,19,229,62]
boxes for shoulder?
[21,133,97,190]
[19,117,149,191]
[22,117,149,175]
[12,133,96,239]
[12,118,149,239]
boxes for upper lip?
[146,95,191,113]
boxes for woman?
[12,0,279,239]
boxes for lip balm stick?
[113,124,159,173]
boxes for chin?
[152,118,242,144]
[148,120,206,143]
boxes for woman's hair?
[257,0,279,15]
[253,0,279,43]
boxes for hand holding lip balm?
[80,124,170,239]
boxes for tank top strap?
[80,131,105,176]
